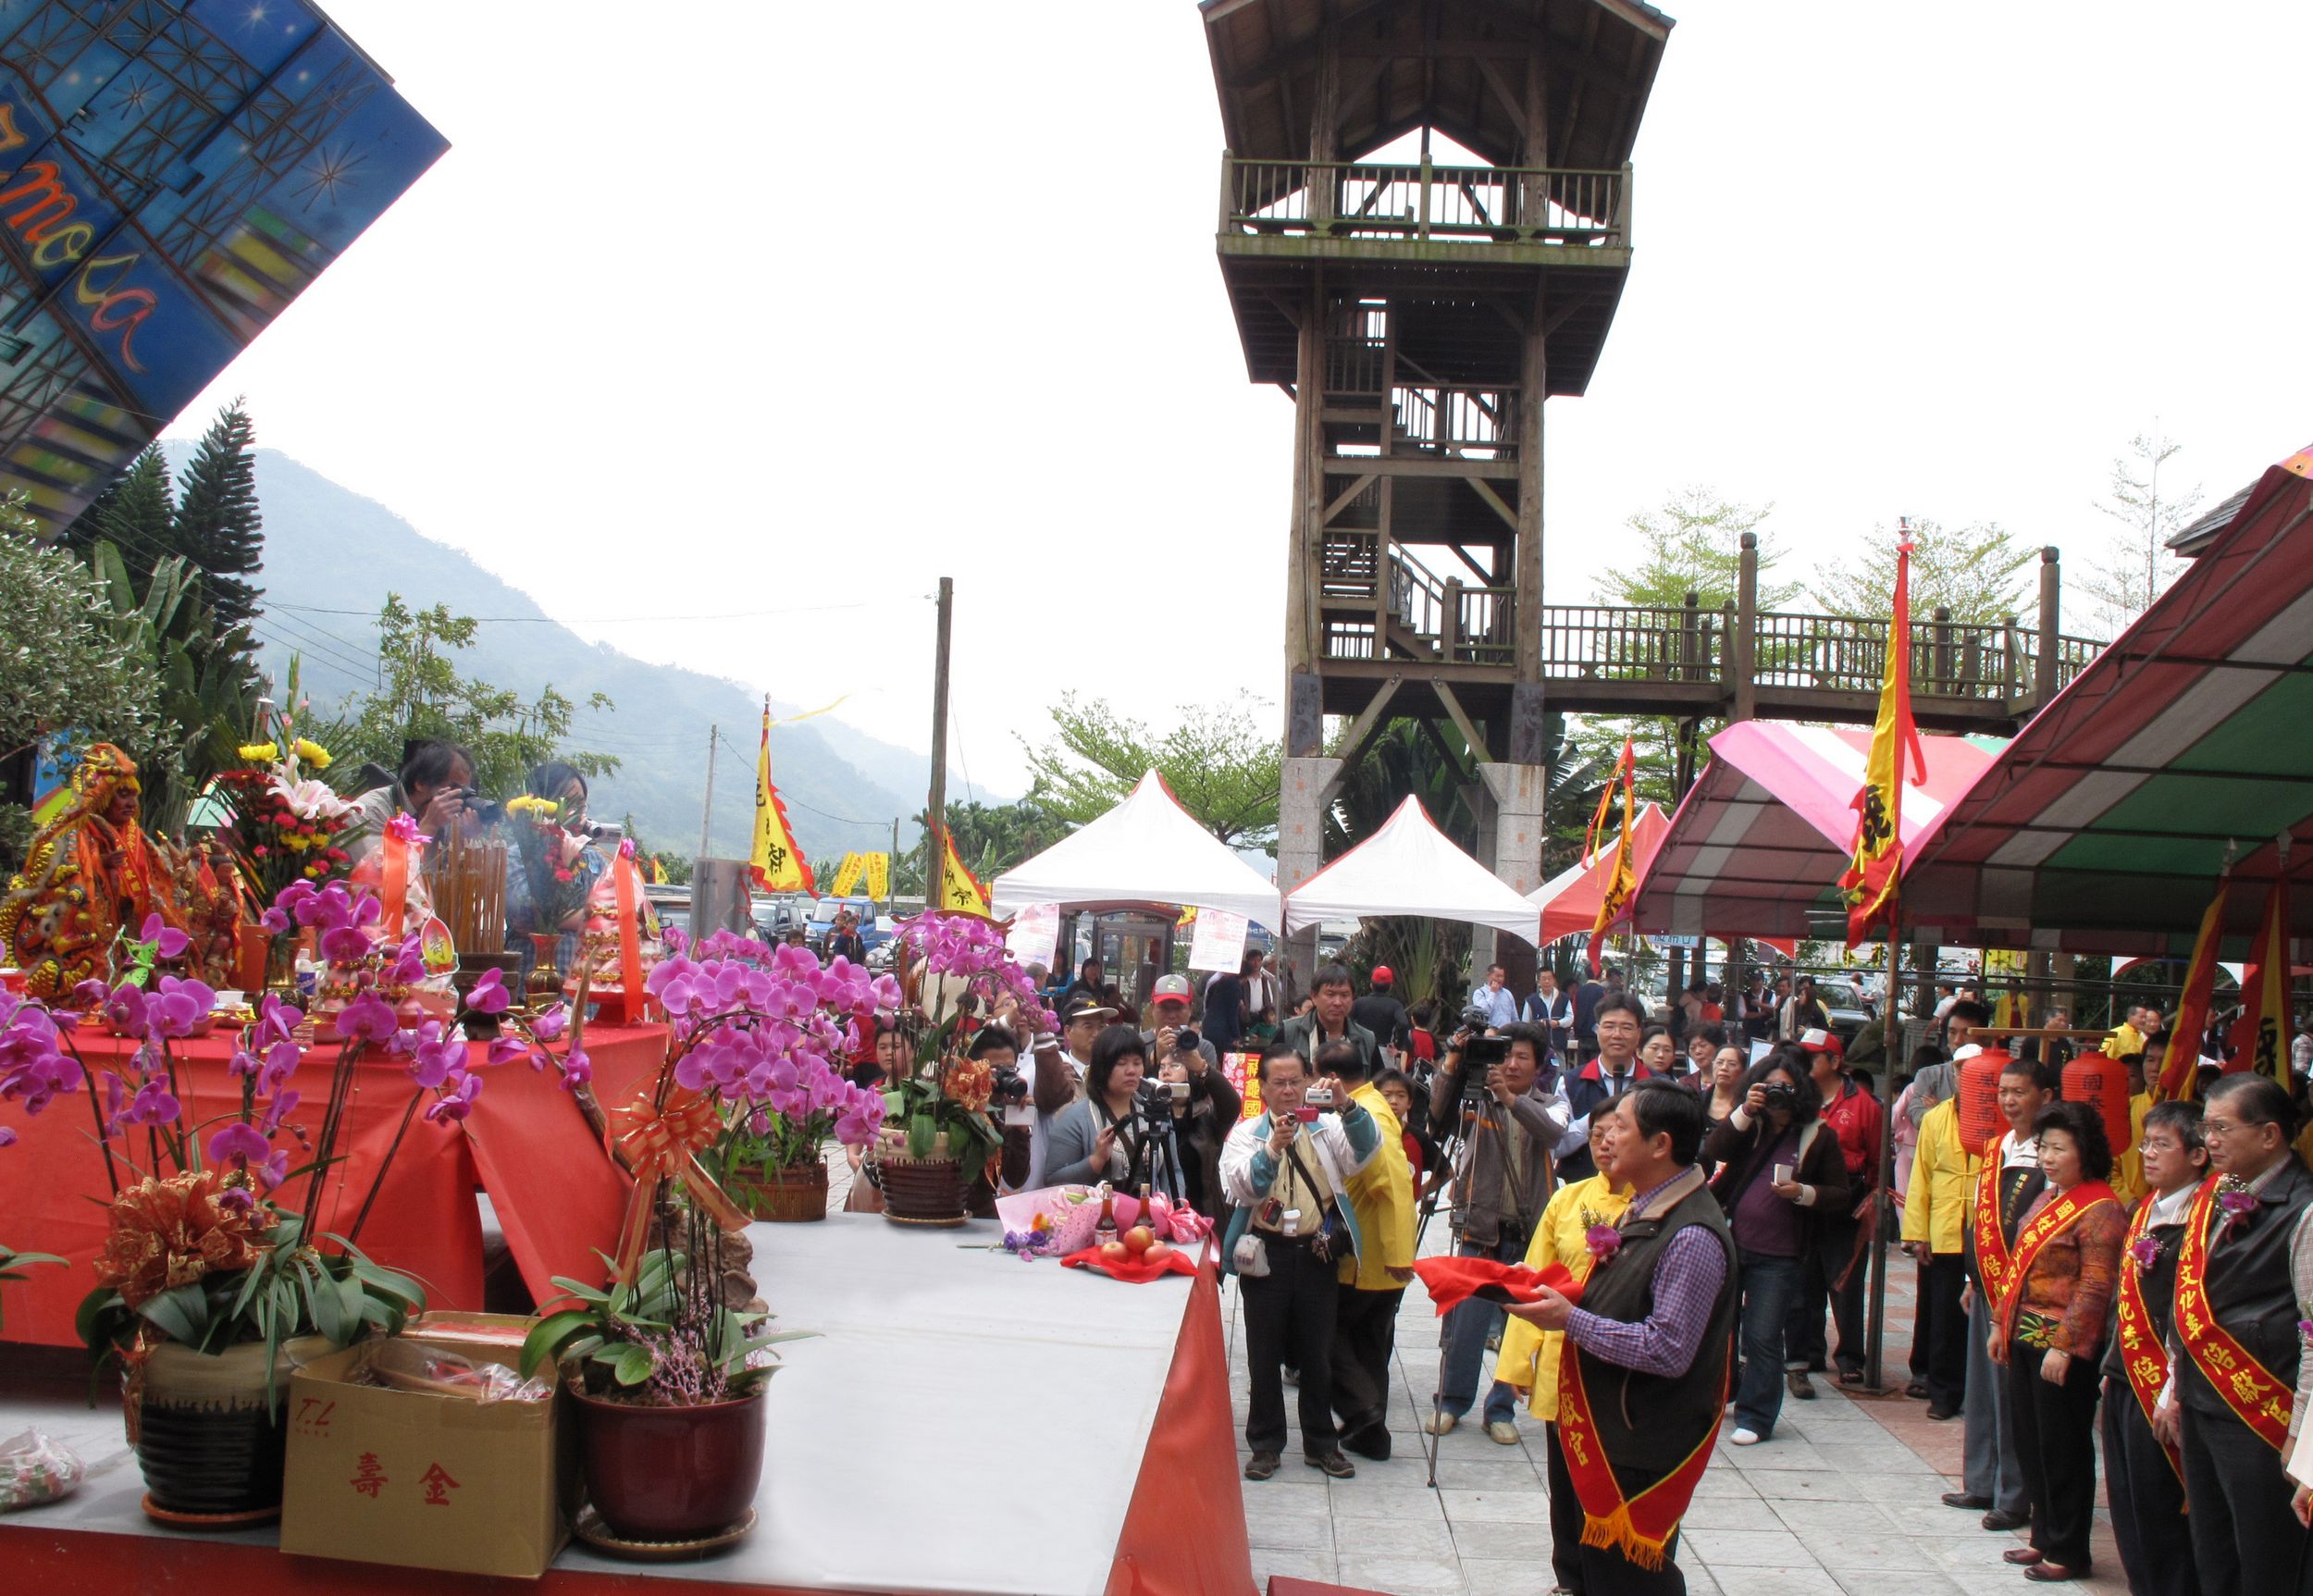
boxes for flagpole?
[925,576,953,902]
[1864,928,1903,1393]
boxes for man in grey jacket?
[1278,962,1382,1078]
[1423,1021,1570,1441]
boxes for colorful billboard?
[0,0,446,538]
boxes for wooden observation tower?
[1204,0,1674,972]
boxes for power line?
[712,729,886,830]
[269,599,877,625]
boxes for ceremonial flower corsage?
[1584,1224,1623,1263]
[2216,1178,2257,1237]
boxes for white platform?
[0,1214,1197,1595]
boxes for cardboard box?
[280,1317,575,1578]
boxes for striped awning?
[1905,453,2313,954]
[1632,723,2007,941]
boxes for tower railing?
[1223,156,1629,248]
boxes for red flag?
[2154,883,2225,1101]
[2228,877,2290,1083]
[1838,532,1927,946]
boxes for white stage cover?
[989,770,1279,929]
[0,1216,1206,1595]
[1285,795,1539,946]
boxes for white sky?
[167,1,2313,798]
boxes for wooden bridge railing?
[1222,156,1629,248]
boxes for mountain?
[169,447,963,863]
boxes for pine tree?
[170,400,265,630]
[64,446,178,588]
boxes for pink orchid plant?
[640,926,888,1175]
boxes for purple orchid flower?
[424,1073,484,1124]
[122,1078,180,1127]
[338,993,401,1046]
[1586,1224,1624,1262]
[531,1003,569,1042]
[256,1147,290,1189]
[407,1022,466,1089]
[146,976,216,1038]
[138,912,191,960]
[466,968,510,1017]
[488,1034,532,1068]
[2128,1232,2160,1271]
[256,1040,301,1096]
[255,995,303,1048]
[208,1121,271,1165]
[101,983,149,1035]
[560,1048,591,1092]
[258,906,292,935]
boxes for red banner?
[2158,885,2226,1101]
[2172,1174,2292,1452]
[2112,1197,2183,1481]
[1972,1137,2019,1306]
[1556,1344,1725,1572]
[1993,1181,2119,1320]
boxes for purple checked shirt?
[1563,1173,1728,1378]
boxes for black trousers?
[1542,1426,1686,1596]
[1916,1253,1969,1410]
[1786,1209,1866,1375]
[2101,1377,2197,1596]
[2006,1347,2103,1569]
[2182,1399,2309,1595]
[1908,1256,1930,1379]
[1330,1283,1404,1435]
[1542,1421,1589,1595]
[1239,1238,1340,1457]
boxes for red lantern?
[2062,1052,2133,1169]
[1958,1049,2010,1150]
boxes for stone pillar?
[1476,762,1547,993]
[1276,755,1342,997]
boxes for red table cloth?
[0,1023,671,1346]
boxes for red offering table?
[0,1022,671,1345]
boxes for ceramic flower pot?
[129,1334,331,1524]
[730,1160,829,1223]
[571,1384,765,1542]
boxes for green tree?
[1815,517,2037,626]
[169,400,266,633]
[65,446,178,588]
[346,595,620,797]
[0,499,160,862]
[1569,489,1798,809]
[1021,692,1280,849]
[2077,429,2202,640]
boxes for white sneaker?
[1729,1428,1763,1446]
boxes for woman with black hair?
[1045,1025,1174,1195]
[504,760,609,980]
[1989,1100,2126,1582]
[348,737,479,867]
[1703,1050,1851,1444]
[1639,1023,1680,1078]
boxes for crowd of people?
[1167,955,2313,1596]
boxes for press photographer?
[1149,1015,1241,1218]
[1045,1026,1176,1196]
[1424,1021,1570,1442]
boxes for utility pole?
[925,577,954,900]
[699,724,718,859]
[889,816,900,914]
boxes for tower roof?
[1202,0,1673,170]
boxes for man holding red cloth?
[1508,1082,1738,1596]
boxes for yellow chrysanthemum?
[506,795,560,817]
[238,741,279,763]
[293,739,332,770]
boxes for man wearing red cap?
[1783,1028,1884,1397]
[1351,966,1413,1066]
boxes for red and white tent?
[1631,723,2006,941]
[1284,796,1538,946]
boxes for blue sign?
[0,0,446,538]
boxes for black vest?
[2177,1159,2313,1419]
[1573,1169,1739,1477]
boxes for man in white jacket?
[1221,1040,1382,1481]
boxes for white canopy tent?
[1283,796,1539,946]
[988,770,1280,928]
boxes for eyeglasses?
[2200,1119,2251,1138]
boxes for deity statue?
[0,744,194,1001]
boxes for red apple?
[1099,1241,1130,1264]
[1144,1242,1173,1265]
[1123,1225,1156,1256]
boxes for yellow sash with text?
[2173,1175,2294,1452]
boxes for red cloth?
[0,1023,669,1346]
[1062,1244,1198,1283]
[1412,1256,1584,1315]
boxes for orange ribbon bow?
[603,1086,749,1281]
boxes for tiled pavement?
[1222,1240,2133,1596]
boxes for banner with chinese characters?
[1187,908,1250,972]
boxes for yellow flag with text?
[864,851,890,902]
[937,831,990,916]
[748,701,814,895]
[829,852,869,897]
[1839,534,1925,946]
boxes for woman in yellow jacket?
[1494,1119,1630,1596]
[1901,1094,1983,1419]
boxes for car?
[804,896,886,955]
[1810,978,1872,1040]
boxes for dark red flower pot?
[570,1384,765,1540]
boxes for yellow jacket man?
[1899,1095,1981,1419]
[1318,1038,1415,1461]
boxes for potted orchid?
[518,926,884,1550]
[0,882,588,1525]
[871,912,1055,1226]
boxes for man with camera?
[1141,973,1237,1215]
[1219,1041,1383,1481]
[1280,962,1383,1078]
[1424,1020,1569,1442]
